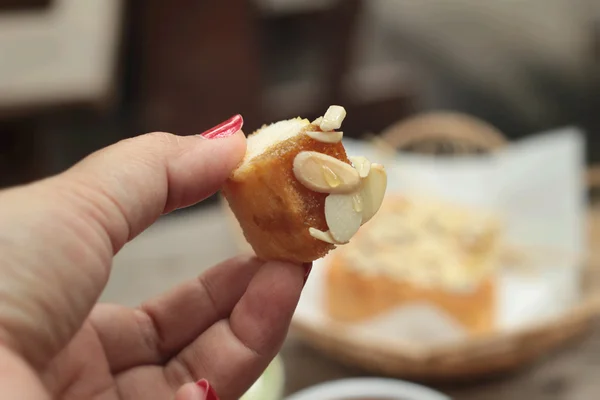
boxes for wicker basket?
[223,112,600,380]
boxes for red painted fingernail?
[196,379,219,400]
[303,262,313,286]
[200,114,243,139]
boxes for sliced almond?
[359,163,387,224]
[293,151,360,194]
[308,227,346,244]
[325,193,363,243]
[349,156,371,178]
[305,130,343,144]
[320,105,347,131]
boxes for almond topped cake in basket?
[325,195,503,334]
[286,113,600,379]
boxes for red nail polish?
[200,115,243,139]
[196,379,219,400]
[303,262,313,286]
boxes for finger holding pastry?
[222,106,387,263]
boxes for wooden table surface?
[102,204,600,400]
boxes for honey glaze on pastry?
[222,106,387,263]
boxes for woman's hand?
[0,122,306,400]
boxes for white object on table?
[285,377,450,400]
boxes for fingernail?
[303,262,313,286]
[200,114,243,139]
[196,379,219,400]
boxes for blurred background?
[3,1,600,399]
[1,0,599,189]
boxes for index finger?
[164,260,305,400]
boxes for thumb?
[0,122,245,369]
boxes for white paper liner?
[294,128,586,346]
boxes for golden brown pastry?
[222,106,387,263]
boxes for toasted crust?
[222,127,351,263]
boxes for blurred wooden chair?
[130,0,417,139]
[129,0,264,136]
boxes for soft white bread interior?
[233,118,310,179]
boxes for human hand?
[0,117,308,400]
